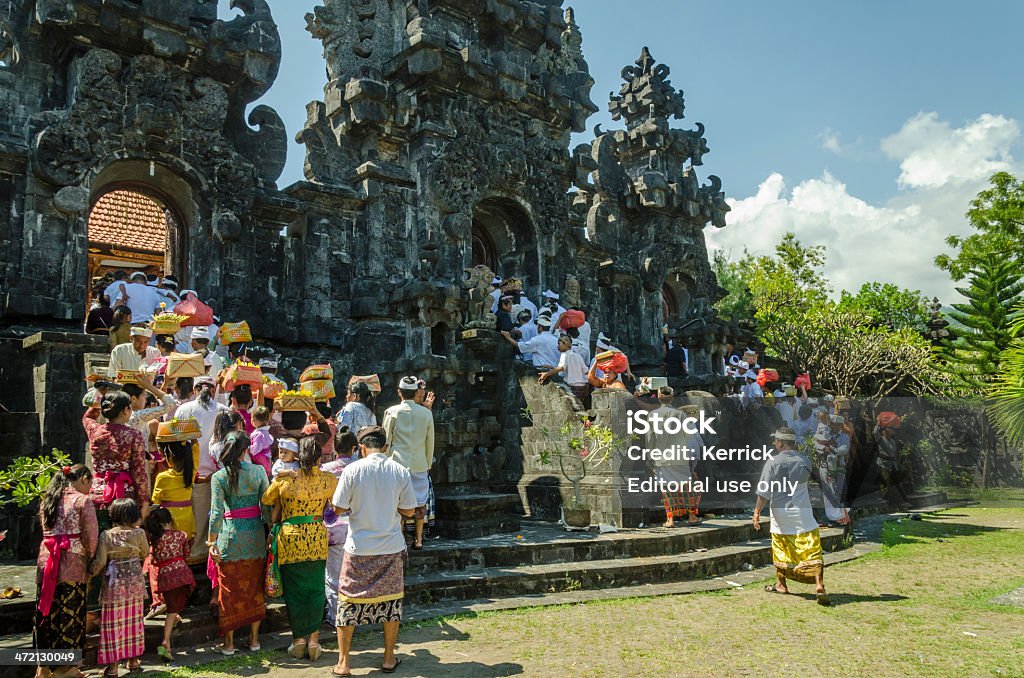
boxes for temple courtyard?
[132,504,1024,678]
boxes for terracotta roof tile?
[88,190,167,252]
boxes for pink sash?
[100,471,132,504]
[206,554,219,589]
[224,505,261,520]
[38,534,77,617]
[207,505,261,589]
[160,500,192,509]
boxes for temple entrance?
[470,197,539,299]
[85,185,184,310]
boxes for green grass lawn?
[156,507,1024,678]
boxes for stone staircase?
[0,490,949,675]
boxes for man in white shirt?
[488,277,503,313]
[515,309,537,362]
[740,370,764,407]
[539,290,566,330]
[108,326,161,377]
[517,315,560,369]
[332,426,416,676]
[104,270,129,306]
[381,376,435,550]
[120,271,162,324]
[538,335,590,402]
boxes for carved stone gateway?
[0,0,731,532]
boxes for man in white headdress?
[517,314,560,369]
[488,277,504,313]
[740,369,763,407]
[754,427,846,606]
[190,326,224,376]
[539,290,566,330]
[382,376,435,550]
[108,326,161,376]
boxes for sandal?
[382,658,402,673]
[764,584,789,594]
[816,591,832,607]
[212,645,236,656]
[331,669,352,677]
[287,639,307,659]
[308,643,322,662]
[157,645,172,663]
[102,669,119,678]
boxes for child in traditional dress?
[151,441,196,539]
[145,508,195,662]
[250,406,274,477]
[90,498,148,677]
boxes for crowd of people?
[35,271,440,677]
[34,271,913,673]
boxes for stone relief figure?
[563,274,581,309]
[462,264,497,329]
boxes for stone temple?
[0,0,742,542]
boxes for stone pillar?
[22,332,108,461]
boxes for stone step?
[407,515,769,573]
[403,525,848,605]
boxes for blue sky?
[242,1,1024,301]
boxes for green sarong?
[280,560,327,637]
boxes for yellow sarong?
[771,529,823,584]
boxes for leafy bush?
[0,449,72,507]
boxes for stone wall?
[0,1,741,539]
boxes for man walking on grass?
[754,427,848,606]
[332,426,417,676]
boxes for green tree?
[937,260,1023,394]
[988,310,1024,446]
[742,234,934,396]
[837,282,930,332]
[936,171,1024,280]
[747,232,830,316]
[711,249,755,321]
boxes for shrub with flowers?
[524,410,624,509]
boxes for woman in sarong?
[263,424,338,661]
[83,392,151,529]
[754,427,847,606]
[34,464,97,678]
[208,430,268,655]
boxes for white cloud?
[881,112,1018,189]
[709,112,1021,303]
[819,128,845,154]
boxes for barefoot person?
[34,465,97,678]
[332,426,417,677]
[753,427,848,606]
[381,376,434,550]
[648,388,703,528]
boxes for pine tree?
[938,259,1023,394]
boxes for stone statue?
[563,274,581,309]
[462,264,497,329]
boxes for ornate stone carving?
[463,264,497,329]
[563,275,581,309]
[30,48,260,218]
[0,17,19,68]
